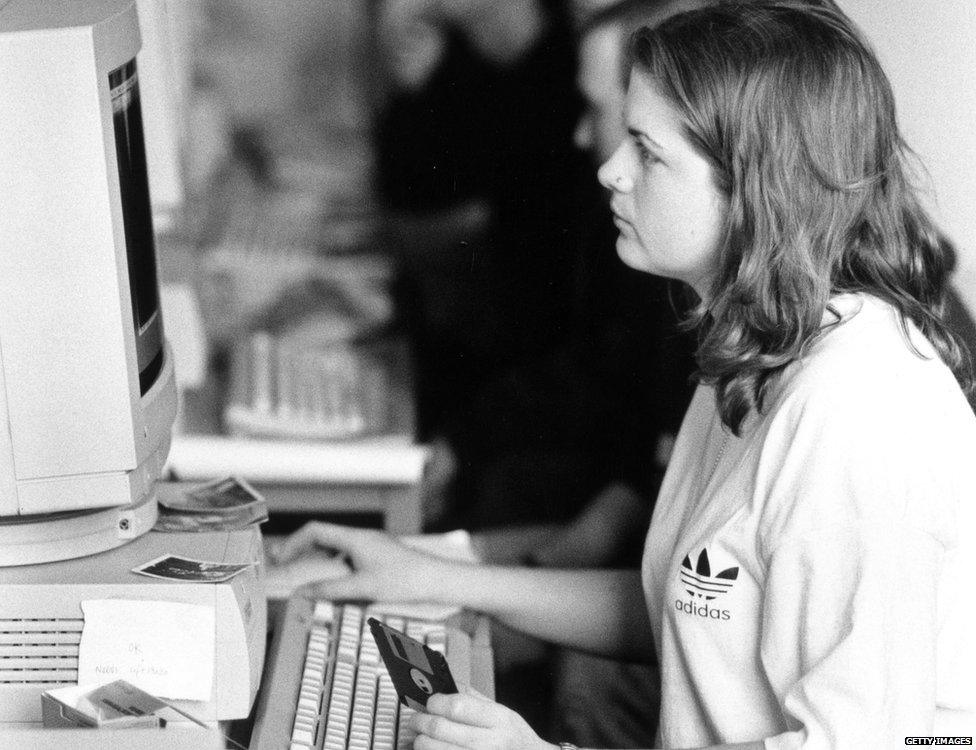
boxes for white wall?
[839,1,976,323]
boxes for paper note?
[78,600,215,701]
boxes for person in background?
[374,0,597,532]
[279,2,976,746]
[385,0,700,555]
[375,0,697,542]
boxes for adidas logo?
[675,548,738,622]
[680,548,738,601]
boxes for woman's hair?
[630,0,972,433]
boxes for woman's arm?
[428,563,654,661]
[412,691,766,750]
[273,522,655,661]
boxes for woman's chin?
[615,238,654,273]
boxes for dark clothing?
[377,7,591,520]
[553,650,661,749]
[568,208,696,500]
[377,17,586,379]
[436,203,698,530]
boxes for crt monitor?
[0,0,178,565]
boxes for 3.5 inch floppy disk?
[367,617,458,711]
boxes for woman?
[275,2,976,747]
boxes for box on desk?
[42,680,185,729]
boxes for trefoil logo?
[675,548,738,621]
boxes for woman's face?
[597,71,729,300]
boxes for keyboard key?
[291,724,314,745]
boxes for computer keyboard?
[250,596,493,750]
[224,330,392,441]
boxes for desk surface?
[0,726,227,749]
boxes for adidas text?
[676,597,731,621]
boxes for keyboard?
[224,330,394,441]
[250,596,494,750]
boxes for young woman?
[275,2,976,747]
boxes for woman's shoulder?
[758,292,976,493]
[778,293,966,417]
[750,295,976,549]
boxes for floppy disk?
[367,617,458,711]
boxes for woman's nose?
[597,143,630,192]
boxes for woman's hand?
[410,689,558,750]
[271,522,450,603]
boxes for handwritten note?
[78,600,215,701]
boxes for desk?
[0,726,226,749]
[166,434,428,534]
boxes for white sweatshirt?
[642,294,976,748]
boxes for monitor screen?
[110,58,164,395]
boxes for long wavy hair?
[630,0,972,434]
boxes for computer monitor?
[0,0,178,565]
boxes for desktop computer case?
[0,526,267,726]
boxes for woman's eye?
[636,141,657,165]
